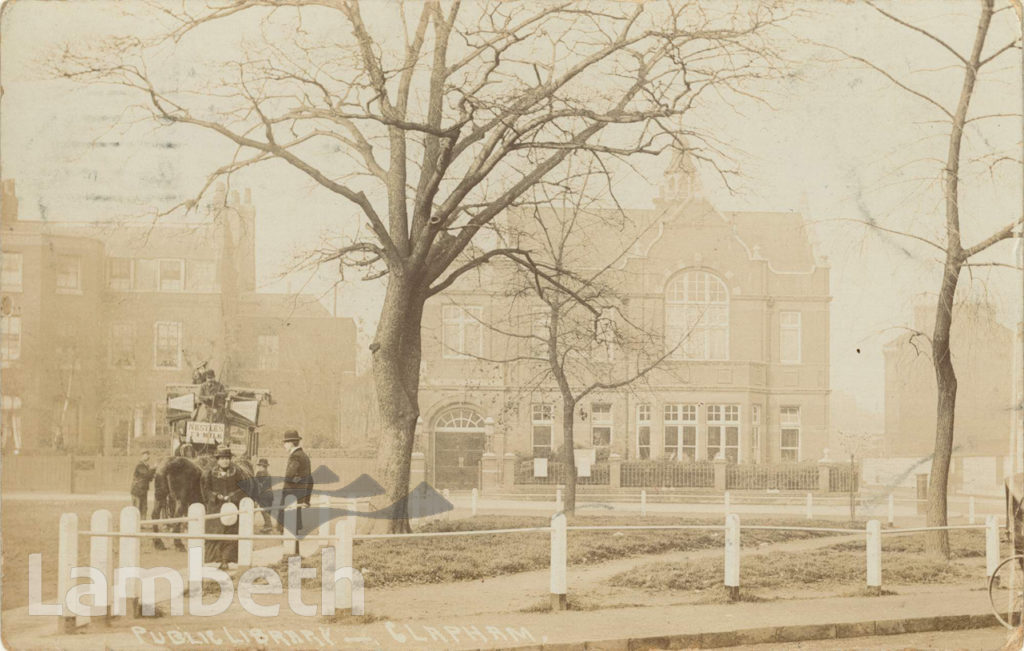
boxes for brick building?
[415,153,832,488]
[0,180,356,454]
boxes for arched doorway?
[432,407,486,489]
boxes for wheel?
[988,555,1024,629]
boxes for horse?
[150,453,255,551]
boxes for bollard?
[550,512,568,610]
[187,503,205,598]
[806,493,813,520]
[330,515,354,610]
[724,491,731,515]
[986,515,1000,584]
[89,510,114,626]
[969,496,976,525]
[238,498,255,567]
[556,486,563,510]
[866,519,882,595]
[57,513,78,633]
[724,514,740,601]
[317,494,331,543]
[888,494,895,527]
[641,489,647,517]
[471,488,478,517]
[282,495,299,558]
[442,489,451,520]
[118,506,141,618]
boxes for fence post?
[866,519,882,595]
[556,486,563,511]
[471,488,478,517]
[57,513,78,633]
[187,503,205,598]
[724,514,740,601]
[969,496,976,525]
[986,515,1000,585]
[330,515,354,610]
[550,512,568,610]
[724,491,731,515]
[806,493,813,520]
[641,489,647,517]
[888,494,895,527]
[282,495,298,558]
[89,510,113,626]
[443,489,451,521]
[118,506,141,618]
[317,494,331,543]
[238,498,255,567]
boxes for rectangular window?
[637,404,651,459]
[153,321,182,369]
[707,404,740,462]
[663,404,697,461]
[751,405,761,464]
[591,402,612,448]
[442,305,483,359]
[2,252,23,292]
[780,311,802,364]
[2,395,23,450]
[153,402,169,438]
[780,406,801,461]
[107,257,132,291]
[134,259,158,291]
[109,323,135,368]
[1,316,21,362]
[56,255,81,293]
[257,334,279,370]
[186,260,218,292]
[158,259,185,292]
[531,403,553,457]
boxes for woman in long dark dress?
[200,446,244,569]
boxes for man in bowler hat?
[281,430,312,532]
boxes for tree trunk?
[926,259,961,559]
[369,275,426,534]
[561,395,577,516]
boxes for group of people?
[130,429,313,570]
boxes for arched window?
[665,270,729,360]
[434,407,485,432]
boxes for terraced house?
[416,152,832,489]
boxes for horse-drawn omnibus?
[164,370,272,460]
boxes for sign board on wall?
[186,421,225,444]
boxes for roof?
[724,211,817,273]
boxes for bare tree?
[450,162,686,514]
[57,0,787,532]
[828,0,1022,557]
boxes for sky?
[1,0,1021,420]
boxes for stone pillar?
[503,453,517,488]
[410,452,426,487]
[481,452,499,492]
[714,457,728,491]
[609,453,622,489]
[818,464,831,493]
[484,417,496,452]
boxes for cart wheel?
[988,555,1024,629]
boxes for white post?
[187,503,205,598]
[471,488,478,517]
[238,498,255,567]
[969,496,976,525]
[317,494,331,543]
[641,489,647,517]
[986,515,1000,582]
[118,506,141,618]
[442,488,451,520]
[866,519,882,594]
[550,512,567,610]
[724,491,731,515]
[89,510,114,626]
[556,486,563,511]
[331,516,354,610]
[57,513,78,633]
[724,514,740,601]
[806,493,813,520]
[888,494,895,526]
[282,495,298,558]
